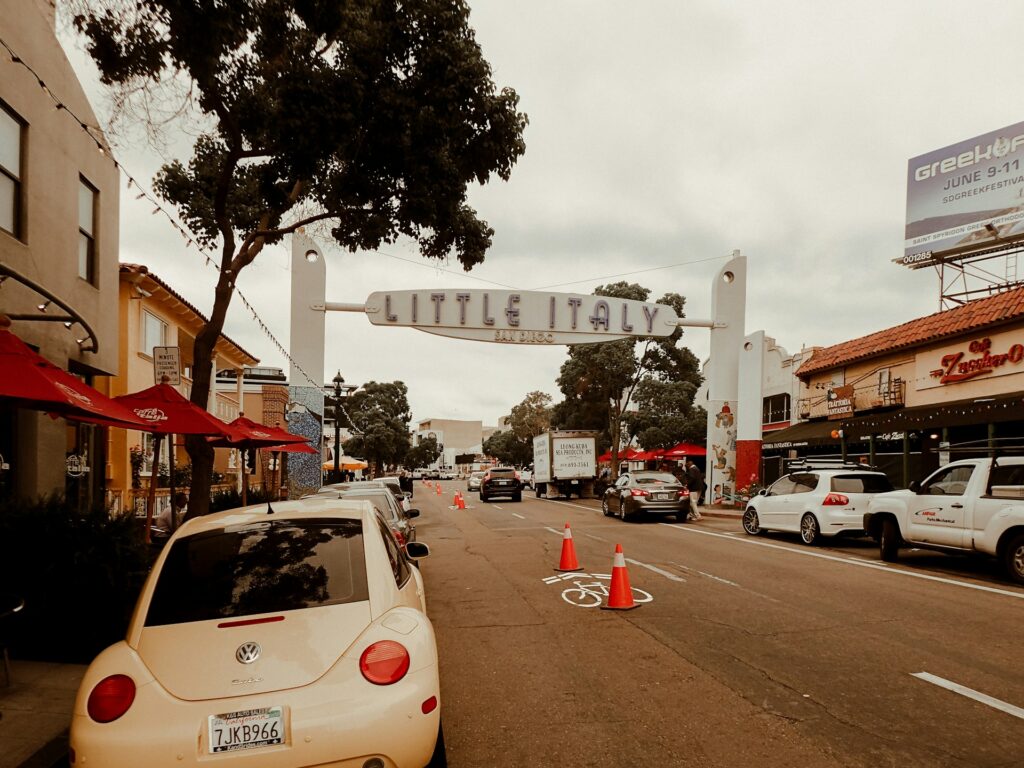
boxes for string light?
[0,34,324,391]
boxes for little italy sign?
[360,289,681,345]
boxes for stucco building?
[415,418,483,471]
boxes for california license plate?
[657,493,672,500]
[208,706,284,753]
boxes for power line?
[529,255,729,291]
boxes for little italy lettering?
[930,337,1024,385]
[365,289,680,345]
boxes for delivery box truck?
[533,430,599,499]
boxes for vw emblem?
[235,642,261,664]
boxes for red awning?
[598,447,642,462]
[112,382,233,436]
[266,441,318,454]
[208,415,308,448]
[0,325,148,429]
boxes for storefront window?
[762,393,791,424]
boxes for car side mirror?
[404,492,412,500]
[405,541,430,559]
[908,480,921,493]
[406,509,420,518]
[758,488,768,496]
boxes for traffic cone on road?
[435,482,441,495]
[453,490,460,506]
[555,522,583,572]
[456,492,466,510]
[602,544,639,610]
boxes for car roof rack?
[784,458,882,472]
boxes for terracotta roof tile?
[796,286,1024,378]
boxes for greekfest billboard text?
[900,120,1024,267]
[364,289,680,344]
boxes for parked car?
[70,498,444,767]
[335,487,419,547]
[425,469,441,480]
[467,471,486,492]
[602,471,689,522]
[863,456,1024,583]
[480,467,522,502]
[743,462,893,545]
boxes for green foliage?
[507,391,553,442]
[551,282,704,472]
[70,0,527,516]
[343,381,413,472]
[405,435,441,469]
[482,429,532,467]
[0,495,150,663]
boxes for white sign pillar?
[287,232,327,498]
[705,251,747,502]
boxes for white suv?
[743,462,893,545]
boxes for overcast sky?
[56,1,1024,426]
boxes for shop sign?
[363,289,680,345]
[826,386,855,420]
[928,336,1024,385]
[66,454,89,478]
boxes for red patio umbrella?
[263,441,318,501]
[664,441,707,457]
[0,322,148,430]
[207,415,308,505]
[111,381,234,540]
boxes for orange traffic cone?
[602,544,639,610]
[456,492,466,510]
[453,490,460,506]
[555,522,583,572]
[435,482,441,495]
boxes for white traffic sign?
[360,289,680,345]
[153,346,181,385]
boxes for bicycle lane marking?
[541,572,654,607]
[657,523,1024,600]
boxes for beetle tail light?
[823,492,850,506]
[87,674,136,723]
[360,641,411,685]
[393,529,406,547]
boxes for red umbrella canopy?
[112,383,233,436]
[266,441,318,454]
[0,326,148,429]
[664,442,707,457]
[208,415,308,448]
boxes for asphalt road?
[413,481,1024,768]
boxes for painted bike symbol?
[560,578,652,608]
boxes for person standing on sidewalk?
[684,459,703,521]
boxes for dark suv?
[480,467,522,502]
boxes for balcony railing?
[798,379,905,420]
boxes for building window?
[877,368,891,394]
[142,310,167,356]
[0,102,24,238]
[762,393,791,424]
[78,177,97,283]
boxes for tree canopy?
[482,429,532,467]
[552,282,702,475]
[405,435,441,469]
[507,391,553,443]
[342,381,412,474]
[71,0,527,513]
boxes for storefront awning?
[761,420,838,449]
[841,394,1024,441]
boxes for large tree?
[71,0,527,514]
[552,282,701,477]
[507,390,553,443]
[623,379,707,449]
[405,435,441,469]
[482,429,532,467]
[342,381,412,475]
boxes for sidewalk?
[0,659,84,767]
[697,503,742,519]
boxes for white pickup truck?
[862,457,1024,584]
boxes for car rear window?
[635,473,679,484]
[145,519,369,627]
[340,491,399,520]
[831,474,893,493]
[489,469,516,478]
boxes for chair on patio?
[0,593,25,687]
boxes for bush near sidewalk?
[0,495,150,663]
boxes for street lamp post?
[328,372,356,483]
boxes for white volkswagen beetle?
[70,498,444,767]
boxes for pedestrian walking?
[684,458,703,521]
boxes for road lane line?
[911,672,1024,720]
[493,505,503,510]
[625,557,686,583]
[670,561,737,587]
[511,512,526,519]
[544,526,563,536]
[658,523,1024,600]
[584,533,607,542]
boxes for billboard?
[899,120,1024,268]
